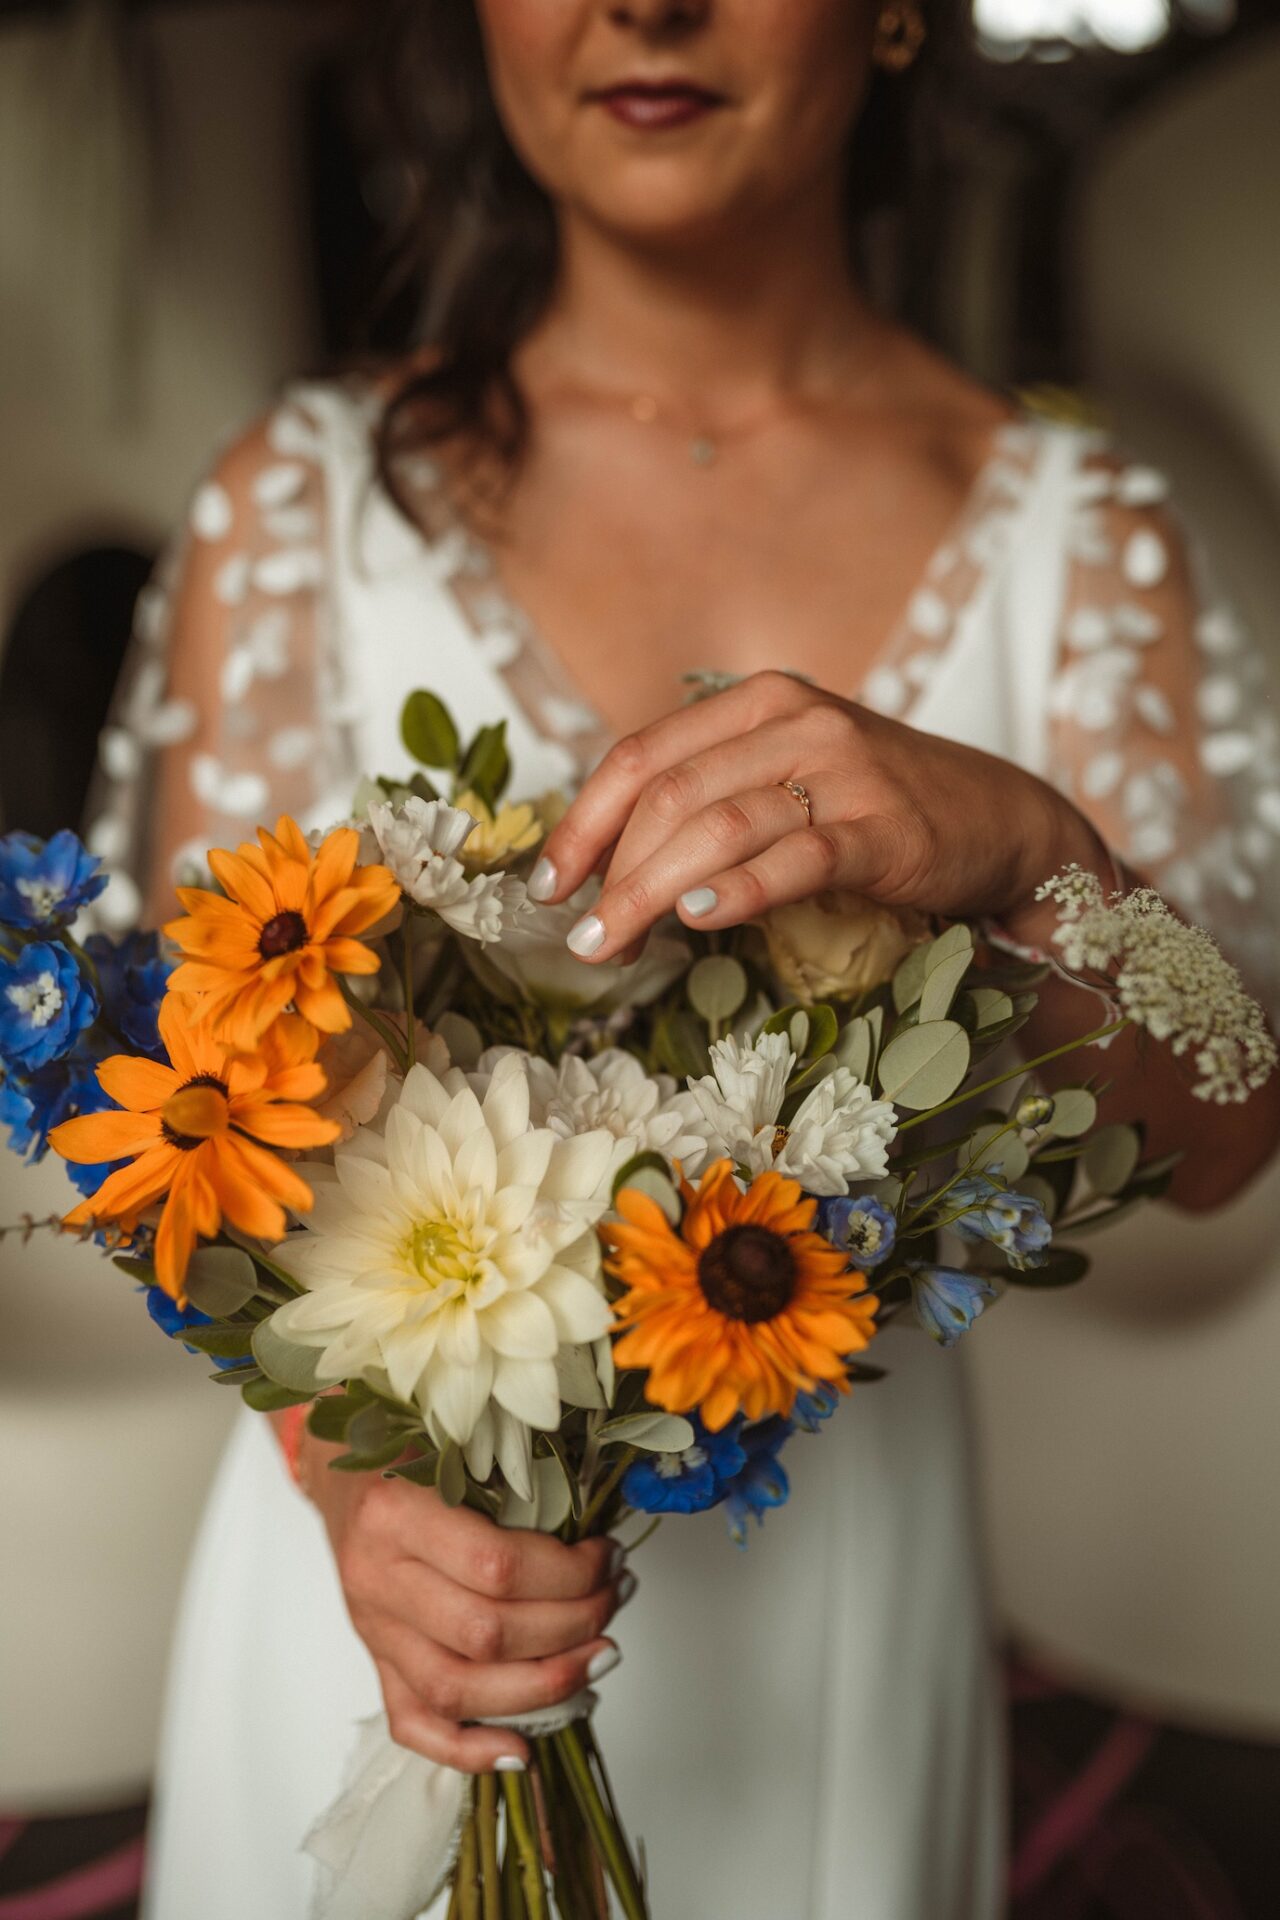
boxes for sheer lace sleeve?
[1045,440,1280,1019]
[85,389,360,930]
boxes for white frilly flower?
[675,1031,898,1196]
[365,796,530,945]
[269,1052,616,1499]
[525,1048,706,1171]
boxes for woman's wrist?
[994,795,1123,959]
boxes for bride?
[87,2,1280,1915]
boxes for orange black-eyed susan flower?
[603,1159,879,1432]
[163,817,400,1051]
[50,992,340,1301]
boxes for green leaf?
[386,1450,443,1487]
[437,1441,467,1508]
[210,1364,262,1386]
[251,1317,330,1394]
[788,1009,810,1055]
[804,1004,838,1060]
[346,1402,411,1460]
[918,949,973,1024]
[654,1009,712,1081]
[555,1344,608,1412]
[687,955,748,1025]
[846,1361,888,1385]
[1045,1088,1098,1139]
[612,1150,675,1203]
[329,1436,412,1472]
[927,923,974,971]
[183,1246,260,1319]
[241,1376,314,1412]
[457,721,511,807]
[434,1011,483,1069]
[542,1433,584,1521]
[1005,1248,1090,1289]
[401,690,460,770]
[835,1015,872,1083]
[1016,1173,1060,1222]
[306,1395,365,1444]
[962,1124,1029,1183]
[877,1020,970,1110]
[1083,1123,1142,1197]
[967,987,1014,1032]
[598,1411,695,1452]
[177,1321,258,1359]
[891,941,931,1014]
[113,1254,157,1285]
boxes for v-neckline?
[386,405,1048,778]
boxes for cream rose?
[759,890,929,1005]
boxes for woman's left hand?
[531,671,1107,960]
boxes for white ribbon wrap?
[306,1692,597,1920]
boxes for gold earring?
[872,0,926,73]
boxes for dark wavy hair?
[369,0,944,489]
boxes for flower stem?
[338,977,411,1074]
[476,1774,503,1920]
[501,1770,551,1920]
[458,1802,482,1920]
[554,1724,649,1919]
[896,1018,1129,1132]
[574,1449,636,1542]
[402,915,417,1069]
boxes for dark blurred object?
[0,1797,145,1918]
[0,546,151,837]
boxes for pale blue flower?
[817,1194,897,1270]
[909,1264,997,1348]
[949,1175,1051,1270]
[0,942,97,1072]
[0,830,106,930]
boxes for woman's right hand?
[303,1431,629,1772]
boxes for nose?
[606,0,711,31]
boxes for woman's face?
[474,0,877,247]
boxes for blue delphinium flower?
[817,1194,897,1271]
[909,1264,998,1348]
[0,1071,36,1152]
[622,1418,747,1516]
[0,830,106,930]
[948,1175,1051,1271]
[0,942,97,1072]
[792,1381,841,1432]
[144,1287,246,1371]
[0,1055,119,1191]
[723,1417,793,1548]
[85,930,171,1058]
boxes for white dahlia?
[676,1031,898,1196]
[365,796,530,944]
[269,1051,615,1498]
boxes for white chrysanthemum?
[676,1031,898,1196]
[525,1048,706,1171]
[270,1052,615,1499]
[365,796,530,944]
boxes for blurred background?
[0,1,1277,1914]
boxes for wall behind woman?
[0,0,338,1806]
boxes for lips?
[590,81,726,132]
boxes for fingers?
[379,1555,632,1663]
[535,673,815,901]
[670,820,897,931]
[567,783,837,964]
[380,1661,531,1774]
[379,1616,620,1728]
[388,1486,619,1601]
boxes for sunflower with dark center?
[603,1159,880,1432]
[164,816,400,1051]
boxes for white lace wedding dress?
[87,380,1280,1920]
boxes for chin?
[569,163,770,253]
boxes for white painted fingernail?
[528,856,558,902]
[587,1646,622,1683]
[607,1538,626,1578]
[567,913,606,958]
[680,887,718,918]
[616,1570,638,1608]
[495,1754,527,1773]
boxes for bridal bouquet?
[1,688,1273,1920]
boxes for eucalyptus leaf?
[962,1124,1029,1182]
[306,1395,365,1444]
[434,1011,482,1069]
[251,1317,330,1394]
[614,1162,681,1224]
[1045,1088,1098,1139]
[926,923,973,969]
[183,1246,260,1319]
[598,1411,695,1453]
[1016,1174,1060,1223]
[437,1441,467,1508]
[761,1003,804,1039]
[1056,1197,1145,1238]
[804,1004,839,1059]
[386,1450,443,1488]
[919,950,973,1024]
[788,1009,810,1055]
[835,1015,872,1083]
[210,1364,262,1385]
[1083,1123,1142,1197]
[967,987,1014,1032]
[687,954,748,1025]
[543,1433,584,1521]
[654,1008,712,1081]
[113,1254,156,1285]
[401,690,460,771]
[330,1435,412,1472]
[241,1376,314,1412]
[500,1456,573,1534]
[892,941,931,1014]
[877,1020,970,1110]
[346,1402,410,1459]
[555,1343,608,1411]
[178,1321,258,1359]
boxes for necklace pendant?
[689,434,717,468]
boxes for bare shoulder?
[870,328,1020,487]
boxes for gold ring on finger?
[777,779,814,826]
